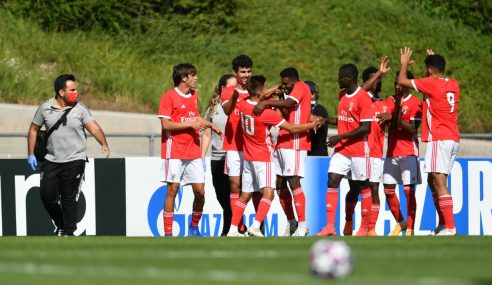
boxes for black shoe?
[53,226,62,236]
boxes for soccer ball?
[308,239,353,279]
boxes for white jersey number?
[446,92,455,113]
[241,114,255,136]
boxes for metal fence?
[1,132,492,157]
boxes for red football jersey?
[158,88,200,159]
[367,93,389,158]
[386,94,422,157]
[239,99,285,162]
[335,87,374,157]
[221,86,250,151]
[276,81,312,150]
[411,77,460,142]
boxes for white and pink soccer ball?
[309,239,354,279]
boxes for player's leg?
[248,187,274,237]
[403,184,416,236]
[228,191,252,237]
[367,182,380,236]
[351,157,371,236]
[211,159,231,236]
[367,158,382,236]
[287,175,308,236]
[355,179,370,236]
[425,140,459,235]
[247,160,276,237]
[277,176,297,235]
[275,149,297,234]
[226,150,245,232]
[401,156,421,236]
[383,157,406,236]
[316,152,351,236]
[164,182,179,236]
[428,175,444,234]
[184,159,207,237]
[432,172,455,235]
[228,159,251,237]
[161,158,183,237]
[344,179,359,236]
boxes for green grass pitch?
[0,236,491,285]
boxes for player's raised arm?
[398,47,414,89]
[362,56,391,92]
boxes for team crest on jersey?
[348,102,354,111]
[180,104,186,109]
[382,106,388,112]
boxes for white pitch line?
[0,249,306,260]
[0,262,307,284]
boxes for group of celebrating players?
[158,47,460,237]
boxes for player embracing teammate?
[227,75,320,237]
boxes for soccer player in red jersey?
[227,75,319,237]
[398,47,460,236]
[316,64,374,237]
[158,63,222,237]
[252,67,312,236]
[381,70,423,236]
[221,55,255,232]
[343,58,391,236]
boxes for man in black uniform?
[27,74,110,236]
[305,80,328,156]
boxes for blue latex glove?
[201,158,207,173]
[27,154,37,171]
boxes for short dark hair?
[396,70,415,80]
[424,54,446,72]
[172,63,197,87]
[279,67,299,80]
[339,64,358,80]
[304,80,319,99]
[362,66,378,82]
[247,75,266,96]
[54,74,76,97]
[232,54,253,72]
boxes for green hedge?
[0,0,490,132]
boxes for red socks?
[404,186,416,230]
[231,198,247,227]
[384,188,404,222]
[369,203,380,231]
[231,192,245,231]
[163,211,174,236]
[359,188,372,232]
[326,188,339,226]
[292,188,306,222]
[191,211,202,227]
[277,189,296,221]
[438,195,455,229]
[255,197,273,224]
[432,192,445,226]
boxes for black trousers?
[211,159,231,235]
[40,159,86,235]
